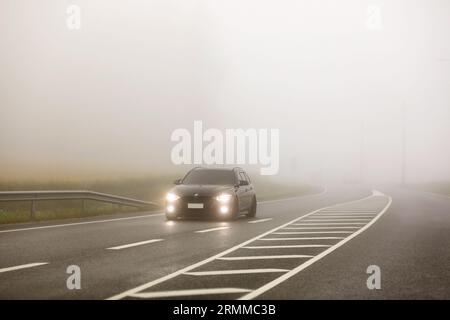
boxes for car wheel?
[246,196,257,218]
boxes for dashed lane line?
[195,226,230,233]
[0,262,49,273]
[107,239,164,250]
[248,218,273,224]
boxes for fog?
[1,0,449,184]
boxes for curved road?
[0,185,449,299]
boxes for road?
[1,185,450,299]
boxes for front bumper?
[165,195,232,218]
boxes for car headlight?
[166,192,180,202]
[215,193,232,203]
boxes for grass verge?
[0,175,321,224]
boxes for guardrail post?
[30,199,36,221]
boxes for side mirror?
[174,179,182,185]
[239,180,249,186]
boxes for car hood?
[170,184,234,197]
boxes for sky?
[0,0,449,184]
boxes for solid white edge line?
[184,269,289,276]
[0,262,49,273]
[107,239,163,250]
[106,191,375,300]
[0,211,164,234]
[129,288,251,299]
[239,191,392,300]
[195,226,230,233]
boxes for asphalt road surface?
[1,185,449,299]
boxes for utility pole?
[401,104,406,186]
[360,119,365,184]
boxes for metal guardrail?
[0,190,160,220]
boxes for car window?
[244,172,251,183]
[238,172,246,182]
[182,169,236,185]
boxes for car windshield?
[182,170,236,185]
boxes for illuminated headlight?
[166,205,175,213]
[220,206,229,214]
[166,192,180,202]
[215,193,232,203]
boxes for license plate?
[188,203,204,209]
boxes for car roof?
[192,167,243,172]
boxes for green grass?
[0,175,321,224]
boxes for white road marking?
[283,227,359,230]
[239,191,392,300]
[307,216,372,218]
[317,212,376,214]
[129,288,251,299]
[248,218,273,224]
[0,212,164,234]
[309,215,374,218]
[107,239,163,250]
[243,245,330,249]
[195,226,230,233]
[303,219,370,222]
[292,222,365,225]
[259,237,345,241]
[273,231,353,234]
[320,210,377,213]
[0,189,327,235]
[0,262,49,273]
[217,255,313,260]
[184,269,288,276]
[107,191,381,300]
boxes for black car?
[165,167,257,220]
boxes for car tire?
[246,196,257,218]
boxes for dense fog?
[1,0,449,184]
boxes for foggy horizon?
[1,0,449,184]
